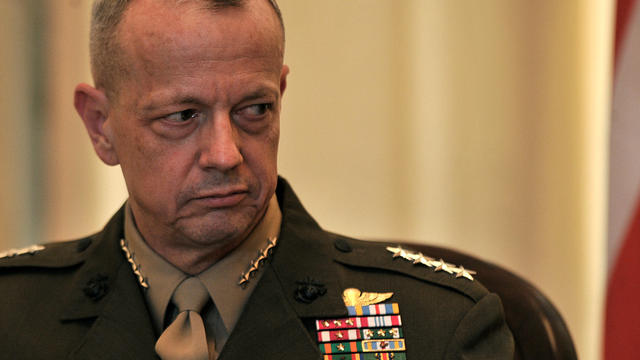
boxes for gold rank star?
[0,244,45,259]
[455,266,477,281]
[386,246,407,259]
[411,252,425,264]
[238,273,251,287]
[412,252,436,267]
[434,259,455,274]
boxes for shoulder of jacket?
[0,236,95,269]
[327,234,489,303]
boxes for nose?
[197,113,243,171]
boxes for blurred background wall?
[0,1,613,359]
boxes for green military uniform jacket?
[0,178,514,359]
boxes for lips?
[190,188,248,208]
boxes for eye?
[165,109,199,123]
[236,103,272,118]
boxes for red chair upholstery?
[399,242,578,360]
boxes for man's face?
[103,0,287,251]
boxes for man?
[0,0,514,359]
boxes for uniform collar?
[268,179,349,318]
[124,195,282,337]
[218,178,348,359]
[199,195,282,333]
[123,204,185,334]
[58,207,159,359]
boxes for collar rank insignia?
[386,246,477,281]
[315,288,407,360]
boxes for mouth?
[190,188,249,208]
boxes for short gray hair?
[90,0,284,99]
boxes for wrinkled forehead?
[108,0,285,108]
[117,0,284,58]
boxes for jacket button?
[334,239,352,253]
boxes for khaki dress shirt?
[124,196,282,357]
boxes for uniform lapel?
[68,264,158,360]
[219,180,349,359]
[61,208,157,360]
[219,266,321,360]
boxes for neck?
[127,196,281,275]
[149,237,246,275]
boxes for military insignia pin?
[315,288,408,360]
[342,288,393,307]
[386,246,477,281]
[0,244,45,259]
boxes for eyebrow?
[139,96,205,114]
[239,88,279,103]
[137,86,280,115]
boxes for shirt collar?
[199,195,282,332]
[124,195,282,335]
[124,204,185,334]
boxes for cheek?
[242,126,279,187]
[270,121,280,151]
[118,129,193,195]
[125,131,163,172]
[246,124,278,160]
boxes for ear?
[280,64,289,95]
[74,83,120,166]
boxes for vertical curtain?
[606,0,640,358]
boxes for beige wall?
[0,1,39,247]
[278,2,612,359]
[0,1,613,359]
[42,0,127,241]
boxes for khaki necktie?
[155,277,211,360]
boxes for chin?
[177,210,256,247]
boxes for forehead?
[118,0,282,56]
[112,0,283,106]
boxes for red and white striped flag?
[606,0,640,358]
